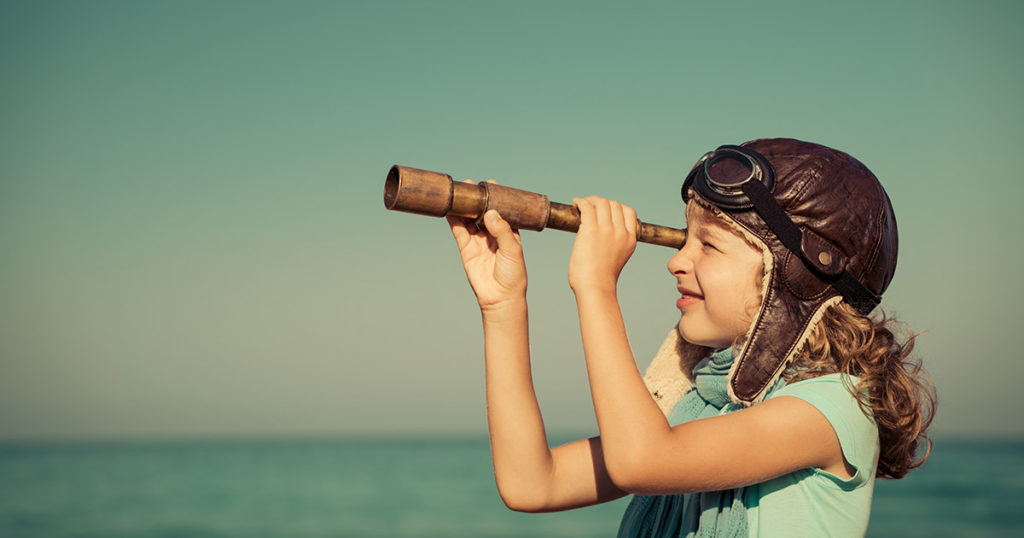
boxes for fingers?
[572,196,638,237]
[623,204,638,239]
[572,197,591,228]
[573,197,613,230]
[447,177,528,258]
[447,214,476,246]
[447,179,477,245]
[447,179,484,247]
[482,209,522,257]
[609,199,624,230]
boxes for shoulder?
[768,373,879,484]
[769,373,873,424]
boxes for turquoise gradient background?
[1,0,1021,441]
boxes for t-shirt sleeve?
[769,374,879,488]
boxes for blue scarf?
[617,347,785,537]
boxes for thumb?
[482,210,521,255]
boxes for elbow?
[601,437,651,493]
[499,493,544,513]
[604,451,649,493]
[604,443,690,495]
[495,482,549,513]
[605,451,703,496]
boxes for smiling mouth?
[677,286,703,299]
[676,294,703,308]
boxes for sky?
[1,0,1022,441]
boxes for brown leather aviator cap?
[681,138,898,405]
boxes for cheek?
[740,263,766,318]
[706,265,761,316]
[697,267,738,313]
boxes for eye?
[701,240,718,252]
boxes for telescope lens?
[384,166,400,209]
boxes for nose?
[667,243,695,276]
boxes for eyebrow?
[694,221,731,240]
[685,205,737,241]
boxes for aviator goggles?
[681,145,881,313]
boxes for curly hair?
[783,302,937,479]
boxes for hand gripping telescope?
[383,165,687,249]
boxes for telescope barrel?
[384,165,687,249]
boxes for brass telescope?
[383,165,687,249]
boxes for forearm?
[480,299,555,509]
[574,289,672,478]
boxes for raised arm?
[567,196,851,495]
[446,181,626,512]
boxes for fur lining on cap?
[641,327,708,417]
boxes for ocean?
[1,437,1021,537]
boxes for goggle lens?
[706,151,756,190]
[682,145,774,209]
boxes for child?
[445,138,935,537]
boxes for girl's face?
[667,203,765,350]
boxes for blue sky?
[1,0,1022,440]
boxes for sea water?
[1,437,1021,537]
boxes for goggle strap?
[739,180,803,253]
[832,271,881,314]
[740,180,880,314]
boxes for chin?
[677,321,708,347]
[677,320,729,350]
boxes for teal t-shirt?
[744,374,880,537]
